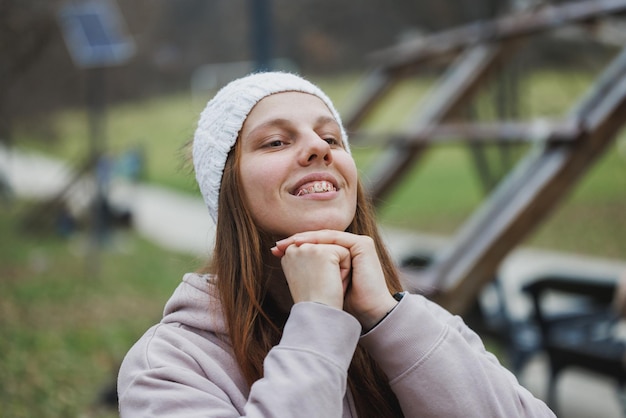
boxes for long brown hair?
[203,139,404,417]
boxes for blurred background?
[1,0,626,417]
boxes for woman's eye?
[268,139,285,147]
[324,137,339,145]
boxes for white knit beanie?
[192,71,349,224]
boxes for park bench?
[522,273,626,414]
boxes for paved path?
[3,147,626,417]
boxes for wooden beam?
[369,0,626,70]
[342,68,398,132]
[341,0,626,315]
[350,120,581,146]
[427,46,626,314]
[364,43,509,203]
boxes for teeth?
[296,181,336,196]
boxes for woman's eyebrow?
[243,118,291,142]
[249,118,290,132]
[315,116,340,129]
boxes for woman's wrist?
[359,293,402,332]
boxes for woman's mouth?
[295,180,337,196]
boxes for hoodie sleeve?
[118,301,361,418]
[359,293,556,418]
[245,302,361,417]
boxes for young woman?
[117,72,555,417]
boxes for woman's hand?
[272,230,398,330]
[275,242,351,310]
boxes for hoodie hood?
[161,272,227,335]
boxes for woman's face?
[238,91,358,239]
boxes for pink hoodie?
[118,273,555,417]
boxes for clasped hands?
[271,230,398,331]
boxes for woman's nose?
[300,135,333,165]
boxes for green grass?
[19,93,203,194]
[526,144,626,257]
[0,203,200,418]
[372,139,626,258]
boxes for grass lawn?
[0,203,200,417]
[372,140,626,258]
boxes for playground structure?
[344,0,626,315]
[345,2,626,410]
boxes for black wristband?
[363,293,403,334]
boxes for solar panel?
[58,0,135,68]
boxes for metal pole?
[248,0,273,72]
[86,66,108,276]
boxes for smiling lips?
[295,180,337,196]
